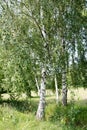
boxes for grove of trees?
[0,0,87,120]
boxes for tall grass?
[0,100,61,130]
[45,102,87,130]
[0,88,87,130]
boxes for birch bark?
[62,69,67,106]
[61,38,67,106]
[36,68,46,119]
[35,77,40,96]
[55,74,59,104]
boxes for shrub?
[45,103,57,121]
[74,106,87,126]
[45,103,87,129]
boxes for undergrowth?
[45,102,87,130]
[0,97,87,130]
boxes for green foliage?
[0,92,87,130]
[45,103,87,129]
[45,104,57,120]
[0,0,87,98]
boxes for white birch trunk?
[54,75,59,104]
[36,68,46,120]
[61,37,67,106]
[62,69,67,106]
[35,77,40,96]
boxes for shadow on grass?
[0,95,55,114]
[0,98,38,114]
[0,97,87,115]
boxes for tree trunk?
[61,36,68,106]
[36,68,46,120]
[54,74,59,104]
[62,69,67,106]
[35,77,40,96]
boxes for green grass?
[0,103,61,130]
[0,99,87,130]
[0,88,87,130]
[45,102,87,129]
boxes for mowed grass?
[0,88,87,130]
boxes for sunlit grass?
[0,88,87,130]
[0,104,62,130]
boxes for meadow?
[0,88,87,130]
